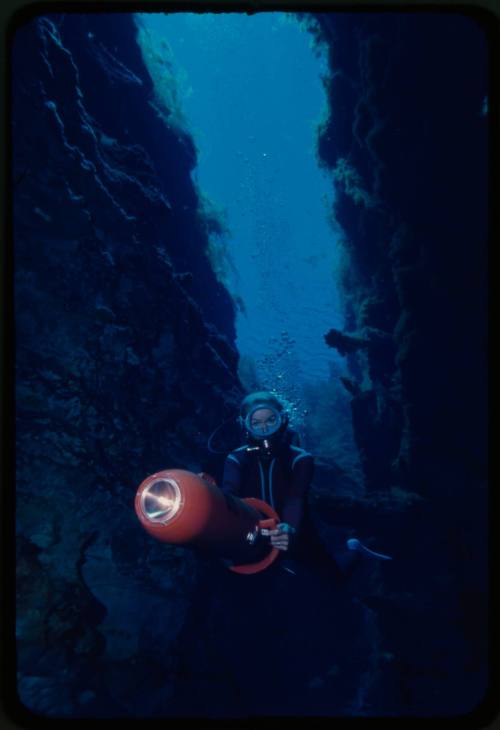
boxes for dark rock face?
[310,10,489,716]
[12,13,244,718]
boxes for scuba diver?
[163,392,393,715]
[219,391,392,585]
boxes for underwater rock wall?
[316,12,488,498]
[312,11,489,715]
[13,13,244,717]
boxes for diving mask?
[244,405,283,440]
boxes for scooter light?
[140,477,182,524]
[135,469,281,574]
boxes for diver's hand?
[261,523,295,551]
[263,529,289,551]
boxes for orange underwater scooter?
[134,469,281,574]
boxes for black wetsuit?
[221,433,358,584]
[172,434,366,715]
[222,438,313,531]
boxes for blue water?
[134,12,348,413]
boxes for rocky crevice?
[12,10,489,718]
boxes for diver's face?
[249,407,279,437]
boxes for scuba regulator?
[239,402,289,457]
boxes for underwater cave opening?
[134,10,363,484]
